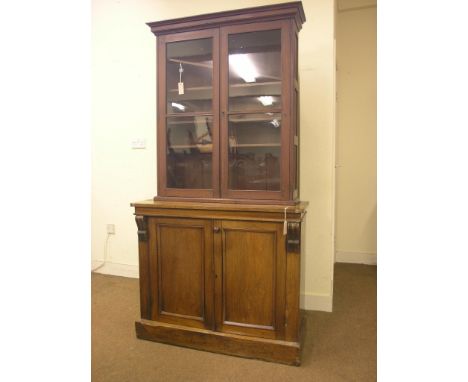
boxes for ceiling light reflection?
[258,96,274,106]
[171,102,186,111]
[229,54,258,83]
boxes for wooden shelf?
[168,81,280,93]
[167,116,280,125]
[233,143,280,148]
[170,144,212,150]
[229,116,281,123]
[170,143,279,149]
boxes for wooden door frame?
[157,29,220,199]
[219,20,292,201]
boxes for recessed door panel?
[149,217,214,329]
[214,220,286,339]
[224,229,275,327]
[159,224,204,318]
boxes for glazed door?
[148,217,214,329]
[213,220,286,339]
[157,29,220,198]
[220,20,292,201]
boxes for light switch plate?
[132,138,146,149]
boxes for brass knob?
[213,226,220,233]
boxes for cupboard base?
[135,319,304,366]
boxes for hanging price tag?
[178,62,184,95]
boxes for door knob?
[213,226,220,233]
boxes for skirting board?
[301,292,333,312]
[91,261,139,278]
[335,251,377,265]
[91,262,333,312]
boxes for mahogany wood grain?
[136,216,151,319]
[157,28,219,199]
[285,222,301,341]
[135,208,304,225]
[132,199,308,213]
[134,200,306,364]
[135,319,302,365]
[219,20,292,202]
[134,2,307,365]
[153,195,301,205]
[147,2,306,36]
[151,7,301,203]
[148,217,214,330]
[214,220,285,340]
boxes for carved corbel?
[135,215,148,242]
[286,222,301,253]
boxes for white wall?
[335,0,377,264]
[92,0,336,311]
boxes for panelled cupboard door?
[148,217,214,329]
[213,220,286,339]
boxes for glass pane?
[228,30,281,112]
[166,38,213,113]
[166,116,213,189]
[228,113,281,191]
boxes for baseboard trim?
[335,251,377,265]
[91,261,139,278]
[300,292,333,312]
[136,319,302,365]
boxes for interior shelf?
[233,143,280,148]
[170,143,280,149]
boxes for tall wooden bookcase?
[132,2,307,365]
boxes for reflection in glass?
[166,38,213,113]
[167,116,213,189]
[228,30,281,112]
[228,113,281,191]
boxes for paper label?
[178,82,184,95]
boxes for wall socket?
[107,224,115,234]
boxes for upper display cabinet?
[147,2,306,204]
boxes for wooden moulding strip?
[133,207,304,224]
[135,319,302,365]
[147,2,306,36]
[131,199,308,213]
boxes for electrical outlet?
[107,224,115,234]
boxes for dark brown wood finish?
[135,2,307,365]
[148,217,214,330]
[135,319,302,365]
[135,216,151,319]
[147,1,305,36]
[132,199,308,222]
[285,221,301,341]
[133,200,306,363]
[150,2,304,204]
[219,19,292,201]
[214,220,286,340]
[157,28,220,199]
